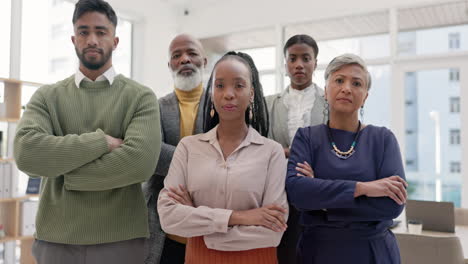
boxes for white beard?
[172,68,203,92]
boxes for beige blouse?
[157,126,288,251]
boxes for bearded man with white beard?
[144,34,208,264]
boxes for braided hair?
[203,51,269,137]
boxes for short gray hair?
[324,53,372,90]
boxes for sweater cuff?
[212,208,232,233]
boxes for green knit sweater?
[14,74,161,245]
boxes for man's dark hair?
[203,51,269,137]
[283,34,319,59]
[72,0,118,28]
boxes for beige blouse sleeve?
[203,142,289,251]
[157,138,233,237]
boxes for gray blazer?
[144,90,206,264]
[265,84,326,148]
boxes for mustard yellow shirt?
[174,83,203,138]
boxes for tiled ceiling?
[399,0,468,31]
[285,11,389,41]
[200,0,468,51]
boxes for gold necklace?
[326,121,362,160]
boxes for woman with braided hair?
[158,51,288,264]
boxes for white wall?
[108,0,179,97]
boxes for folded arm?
[287,128,406,221]
[204,143,289,251]
[327,131,406,221]
[14,89,110,177]
[286,128,358,210]
[157,139,233,238]
[64,90,161,191]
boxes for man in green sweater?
[13,0,161,263]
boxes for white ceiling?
[199,0,468,51]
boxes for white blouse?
[283,83,318,145]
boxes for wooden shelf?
[0,79,21,120]
[0,78,38,264]
[0,78,21,85]
[0,235,16,243]
[0,235,32,243]
[0,194,39,203]
[0,118,19,122]
[17,235,34,241]
[0,77,43,87]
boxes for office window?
[21,0,76,83]
[50,23,69,39]
[449,32,460,50]
[398,32,416,55]
[49,58,69,73]
[361,65,391,128]
[21,0,133,83]
[398,25,468,55]
[406,159,418,172]
[449,69,460,82]
[450,129,461,145]
[21,84,41,112]
[0,0,11,77]
[239,47,275,71]
[238,47,276,95]
[113,18,133,77]
[450,97,460,113]
[450,162,461,173]
[317,34,389,64]
[405,69,462,206]
[260,74,276,96]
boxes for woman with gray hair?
[286,53,407,263]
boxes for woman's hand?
[228,204,287,232]
[167,185,194,207]
[355,176,408,205]
[284,147,290,158]
[296,161,314,177]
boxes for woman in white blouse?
[265,34,327,264]
[157,51,288,264]
[265,34,326,159]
